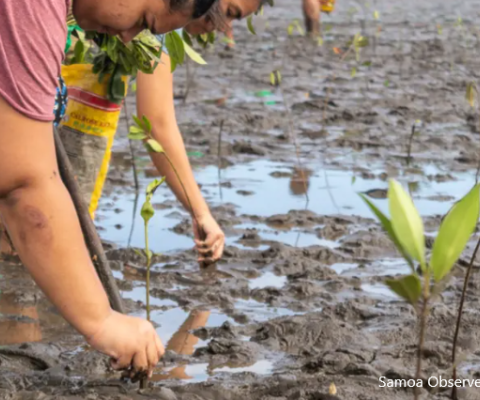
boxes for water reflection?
[152,309,211,381]
[0,293,42,345]
[289,168,312,196]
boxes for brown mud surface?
[4,0,480,398]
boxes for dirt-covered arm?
[136,53,225,262]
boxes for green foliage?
[183,41,207,65]
[287,20,305,36]
[430,185,480,282]
[361,180,480,305]
[165,31,185,72]
[466,82,477,108]
[388,180,426,269]
[359,193,414,270]
[66,28,207,103]
[129,115,165,154]
[247,15,257,35]
[270,70,282,87]
[386,274,422,306]
[141,178,165,224]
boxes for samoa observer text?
[379,376,480,388]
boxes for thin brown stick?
[278,85,310,204]
[415,298,428,400]
[123,102,140,192]
[54,128,125,313]
[451,237,480,400]
[322,44,355,129]
[406,123,417,167]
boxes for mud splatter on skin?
[17,206,52,246]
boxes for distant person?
[0,0,222,380]
[303,0,336,37]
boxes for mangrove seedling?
[129,115,208,262]
[140,178,166,321]
[360,180,480,400]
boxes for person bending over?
[0,0,221,379]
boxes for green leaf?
[287,23,294,36]
[132,114,143,129]
[128,126,147,140]
[389,180,426,268]
[183,41,207,65]
[145,249,153,260]
[146,178,164,196]
[182,30,193,47]
[270,70,281,87]
[247,16,256,35]
[430,184,480,282]
[385,274,422,305]
[142,116,152,133]
[165,31,185,66]
[141,201,155,223]
[145,139,164,153]
[351,67,357,78]
[466,82,477,108]
[359,193,415,270]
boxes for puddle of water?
[233,223,339,249]
[330,262,358,274]
[332,259,411,277]
[249,271,287,290]
[98,159,475,254]
[362,283,398,299]
[458,360,480,375]
[152,359,274,382]
[235,298,302,322]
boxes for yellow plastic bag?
[58,64,127,218]
[321,0,336,13]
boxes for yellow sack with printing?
[58,64,127,218]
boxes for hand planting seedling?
[360,180,480,400]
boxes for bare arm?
[136,53,225,262]
[0,96,162,375]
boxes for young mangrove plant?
[360,180,480,400]
[129,115,208,264]
[140,177,166,322]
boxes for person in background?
[303,0,336,37]
[135,0,269,263]
[0,0,222,380]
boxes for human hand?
[193,213,225,265]
[86,311,164,379]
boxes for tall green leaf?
[247,16,256,35]
[165,31,185,67]
[183,41,207,65]
[430,185,480,282]
[145,139,164,153]
[389,180,426,269]
[359,193,414,270]
[385,274,422,305]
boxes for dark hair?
[192,0,220,19]
[169,0,217,19]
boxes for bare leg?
[303,0,321,37]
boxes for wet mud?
[4,0,480,398]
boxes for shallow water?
[152,359,274,382]
[97,158,477,254]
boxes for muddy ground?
[4,0,480,399]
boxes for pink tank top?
[0,0,69,121]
